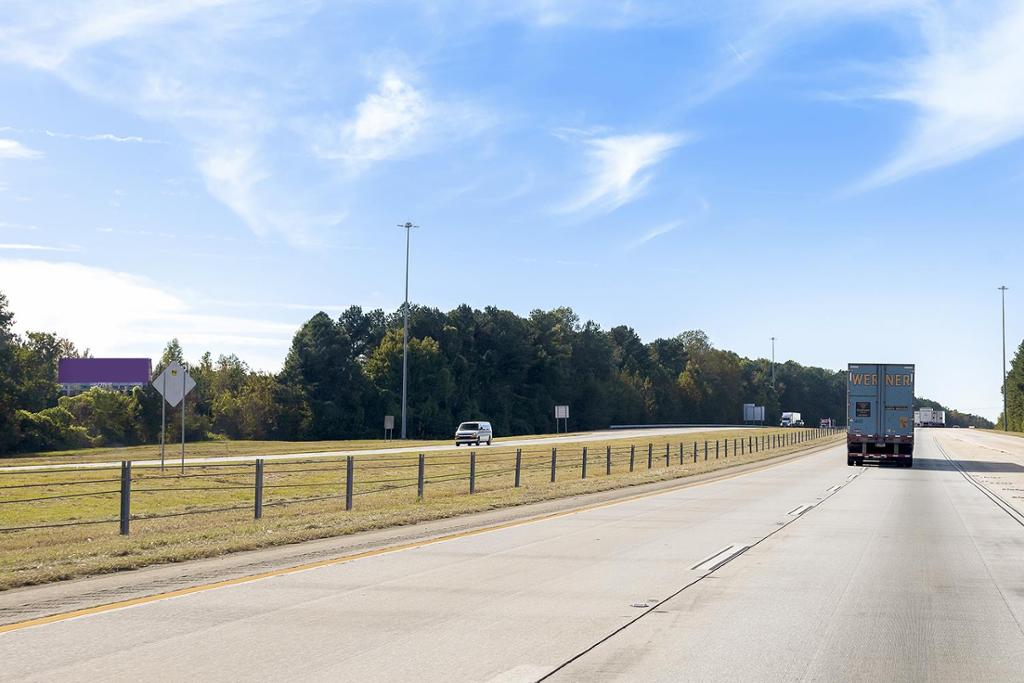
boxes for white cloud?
[0,139,42,159]
[0,259,297,369]
[560,132,688,214]
[340,71,427,162]
[855,3,1024,189]
[314,69,492,171]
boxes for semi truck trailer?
[914,408,946,427]
[847,363,915,467]
[780,412,802,427]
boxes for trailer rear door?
[848,364,880,437]
[882,364,915,438]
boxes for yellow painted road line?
[0,439,841,636]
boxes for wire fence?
[0,428,843,535]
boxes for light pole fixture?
[1000,285,1009,431]
[771,336,776,386]
[398,222,419,439]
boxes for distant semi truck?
[847,363,915,467]
[820,417,835,428]
[914,408,946,427]
[780,412,803,427]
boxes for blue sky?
[0,1,1022,419]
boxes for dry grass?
[0,428,842,591]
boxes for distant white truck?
[780,412,803,427]
[914,408,946,427]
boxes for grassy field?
[0,428,842,591]
[0,436,452,467]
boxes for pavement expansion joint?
[787,504,814,516]
[689,544,750,572]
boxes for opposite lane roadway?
[0,425,737,473]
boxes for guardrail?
[0,428,843,536]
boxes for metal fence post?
[704,440,708,461]
[470,451,477,493]
[716,440,720,459]
[606,446,612,475]
[725,439,728,458]
[418,454,425,498]
[119,460,131,536]
[551,447,557,482]
[647,444,653,469]
[665,443,670,467]
[679,442,683,465]
[345,456,354,511]
[514,449,522,488]
[629,445,635,471]
[582,446,588,479]
[693,441,698,463]
[254,459,264,520]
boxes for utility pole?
[771,336,776,385]
[398,222,419,439]
[1000,285,1009,431]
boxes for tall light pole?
[770,336,776,385]
[1000,285,1009,431]
[398,222,418,439]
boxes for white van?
[455,421,493,446]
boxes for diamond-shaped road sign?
[152,361,196,408]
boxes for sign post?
[554,405,569,433]
[152,361,196,472]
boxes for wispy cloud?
[559,132,688,214]
[0,1,345,246]
[0,139,42,159]
[0,220,38,231]
[0,243,79,252]
[1,126,164,144]
[626,220,684,251]
[853,3,1024,190]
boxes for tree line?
[0,290,994,454]
[998,339,1024,432]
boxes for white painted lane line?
[689,544,749,572]
[826,484,843,493]
[787,504,814,516]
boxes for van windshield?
[458,423,479,430]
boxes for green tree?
[279,312,374,439]
[1003,340,1024,431]
[0,292,20,453]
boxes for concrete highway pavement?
[0,425,737,473]
[2,429,1022,681]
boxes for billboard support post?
[181,369,186,474]
[160,372,166,471]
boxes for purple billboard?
[58,358,153,388]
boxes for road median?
[0,428,842,596]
